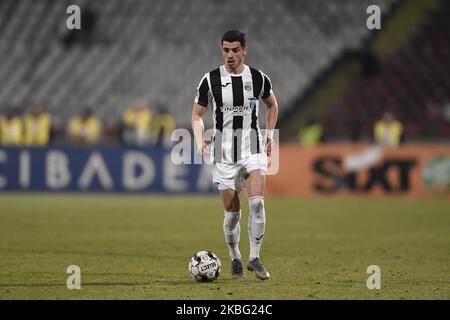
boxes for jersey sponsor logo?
[220,105,252,116]
[219,97,257,115]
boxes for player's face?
[222,41,247,73]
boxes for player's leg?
[212,161,245,279]
[245,170,266,260]
[220,188,244,278]
[244,164,270,279]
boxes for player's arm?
[191,103,209,155]
[263,93,278,156]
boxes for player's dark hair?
[221,30,246,47]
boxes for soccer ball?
[188,251,222,282]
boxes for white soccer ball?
[188,250,222,282]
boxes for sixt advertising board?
[266,144,450,198]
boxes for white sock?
[248,196,266,261]
[223,210,242,261]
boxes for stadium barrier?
[0,146,216,193]
[1,144,449,198]
[266,144,450,198]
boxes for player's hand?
[266,137,273,157]
[197,142,209,156]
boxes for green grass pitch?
[0,194,449,299]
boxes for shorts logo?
[244,82,253,92]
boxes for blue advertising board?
[0,146,216,193]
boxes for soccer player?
[191,30,279,280]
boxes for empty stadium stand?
[322,0,450,141]
[0,0,397,135]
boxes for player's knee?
[225,203,240,212]
[249,196,264,213]
[222,191,241,212]
[249,196,265,223]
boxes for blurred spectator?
[0,109,23,146]
[297,117,324,147]
[68,108,101,144]
[374,111,404,147]
[24,104,51,146]
[149,107,176,147]
[122,101,152,146]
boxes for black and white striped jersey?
[194,65,273,164]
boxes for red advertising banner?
[266,144,450,198]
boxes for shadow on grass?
[0,277,251,288]
[0,279,196,288]
[0,248,176,259]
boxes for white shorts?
[212,153,268,192]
